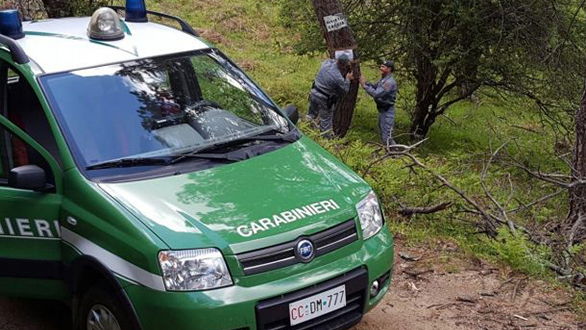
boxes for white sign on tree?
[324,13,348,32]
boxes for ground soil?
[357,240,585,330]
[0,240,583,330]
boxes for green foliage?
[69,0,117,16]
[277,0,323,55]
[38,0,116,17]
[485,228,552,277]
[568,243,586,276]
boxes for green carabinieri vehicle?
[0,2,394,329]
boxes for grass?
[147,0,581,299]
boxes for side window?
[0,125,54,186]
[5,67,61,163]
[0,63,58,186]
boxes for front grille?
[237,220,358,275]
[256,267,368,330]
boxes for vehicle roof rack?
[0,34,29,64]
[109,6,199,37]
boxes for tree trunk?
[3,0,46,19]
[406,0,442,140]
[410,54,439,139]
[311,0,359,138]
[410,101,438,139]
[41,0,73,18]
[565,85,586,244]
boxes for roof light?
[125,0,148,23]
[87,7,124,41]
[0,9,24,40]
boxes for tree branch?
[399,202,453,217]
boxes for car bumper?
[124,227,394,330]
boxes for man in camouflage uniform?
[307,55,354,138]
[360,60,398,145]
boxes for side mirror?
[9,165,47,191]
[283,104,299,125]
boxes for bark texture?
[2,0,46,19]
[565,87,586,243]
[311,0,359,138]
[41,0,73,18]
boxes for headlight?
[158,248,233,291]
[356,191,384,240]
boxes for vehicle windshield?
[41,50,290,169]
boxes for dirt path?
[0,242,583,330]
[357,241,584,330]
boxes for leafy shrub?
[486,227,552,277]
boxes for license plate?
[289,285,346,326]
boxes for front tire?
[78,284,132,330]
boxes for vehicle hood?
[99,137,371,254]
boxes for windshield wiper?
[170,129,299,165]
[86,157,170,170]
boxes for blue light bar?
[0,10,24,40]
[125,0,148,23]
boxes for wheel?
[78,284,133,330]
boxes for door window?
[0,125,55,186]
[0,62,59,186]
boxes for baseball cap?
[337,54,350,65]
[381,60,395,69]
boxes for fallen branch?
[456,295,478,303]
[512,277,526,302]
[399,252,421,261]
[481,142,517,233]
[508,189,565,214]
[511,124,540,134]
[361,139,428,178]
[511,161,586,189]
[398,202,453,217]
[372,141,532,236]
[399,152,534,236]
[524,306,570,316]
[365,140,584,288]
[403,268,434,278]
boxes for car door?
[0,60,66,299]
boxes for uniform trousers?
[378,106,395,145]
[309,93,335,137]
